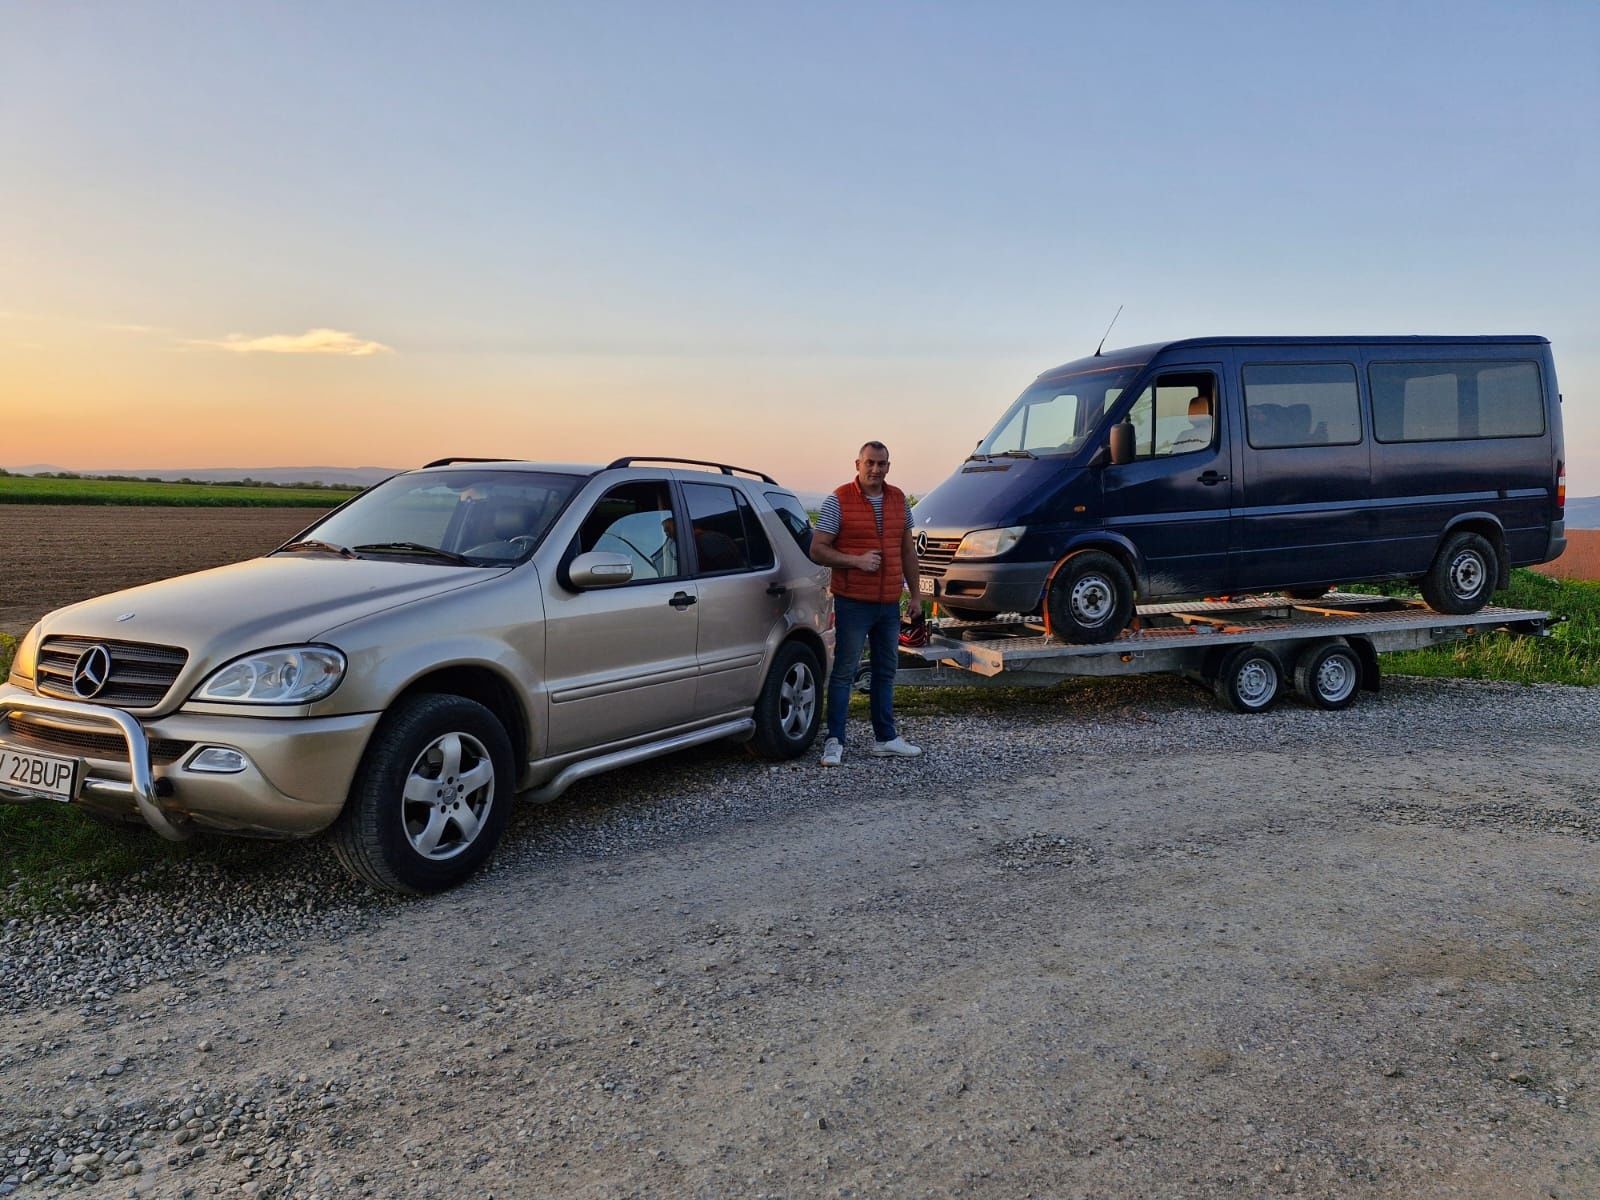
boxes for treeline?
[0,468,355,490]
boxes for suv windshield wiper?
[353,542,477,566]
[275,539,358,559]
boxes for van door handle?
[1197,470,1230,485]
[668,591,697,610]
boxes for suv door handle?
[668,591,697,610]
[1197,470,1230,485]
[766,583,788,596]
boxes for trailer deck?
[897,594,1551,696]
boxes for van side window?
[1243,363,1362,449]
[1124,372,1217,458]
[1370,360,1544,442]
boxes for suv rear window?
[763,491,814,554]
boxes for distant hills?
[1563,496,1600,530]
[4,464,401,488]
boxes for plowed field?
[1531,527,1600,582]
[0,505,329,636]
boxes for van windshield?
[976,365,1144,457]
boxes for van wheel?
[749,641,822,760]
[1211,644,1282,713]
[1047,552,1134,644]
[1293,640,1361,710]
[1421,532,1497,614]
[331,694,515,895]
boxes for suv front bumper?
[0,684,377,839]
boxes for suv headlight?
[954,526,1026,559]
[193,646,346,704]
[7,623,41,684]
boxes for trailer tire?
[1293,640,1361,710]
[1046,552,1133,645]
[1420,531,1497,614]
[1211,644,1283,713]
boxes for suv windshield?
[290,469,585,566]
[976,364,1145,458]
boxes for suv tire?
[331,694,515,895]
[749,641,823,761]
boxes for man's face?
[856,446,890,489]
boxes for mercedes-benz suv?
[0,456,831,893]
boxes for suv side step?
[525,717,756,804]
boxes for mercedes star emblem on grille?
[71,644,113,698]
[915,531,928,556]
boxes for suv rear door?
[542,478,700,754]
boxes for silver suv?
[0,457,831,893]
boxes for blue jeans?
[826,596,900,743]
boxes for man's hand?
[856,549,882,573]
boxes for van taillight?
[1557,461,1566,513]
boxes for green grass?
[0,473,359,507]
[1347,568,1600,686]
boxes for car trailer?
[891,594,1553,712]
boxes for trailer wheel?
[1211,644,1282,713]
[1046,552,1133,645]
[1293,640,1361,710]
[1420,531,1497,614]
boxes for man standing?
[809,441,923,766]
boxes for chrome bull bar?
[0,693,191,841]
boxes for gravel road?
[3,675,1599,1199]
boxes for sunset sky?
[3,2,1597,496]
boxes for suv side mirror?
[1108,421,1135,466]
[568,551,634,588]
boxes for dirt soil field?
[4,679,1600,1199]
[0,506,327,636]
[1532,528,1600,582]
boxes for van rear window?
[1243,363,1362,449]
[1370,360,1544,442]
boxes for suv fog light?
[188,746,249,774]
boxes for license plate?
[918,577,936,596]
[0,747,80,802]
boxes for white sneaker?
[871,736,922,758]
[819,738,844,767]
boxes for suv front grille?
[35,637,189,709]
[917,537,963,578]
[1,713,192,764]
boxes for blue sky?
[3,1,1597,494]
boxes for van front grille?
[35,637,189,709]
[1,713,192,764]
[917,537,963,578]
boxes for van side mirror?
[1108,421,1135,466]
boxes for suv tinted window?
[1370,359,1544,442]
[684,482,762,574]
[1243,363,1362,448]
[764,491,814,554]
[736,491,775,569]
[576,481,680,580]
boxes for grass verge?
[0,474,358,507]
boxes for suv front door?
[542,479,700,754]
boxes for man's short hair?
[858,440,889,459]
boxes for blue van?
[912,336,1567,643]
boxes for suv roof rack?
[421,457,523,469]
[606,456,777,484]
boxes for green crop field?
[0,473,360,507]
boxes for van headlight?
[193,646,346,704]
[7,623,41,684]
[954,526,1026,559]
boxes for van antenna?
[1094,305,1123,357]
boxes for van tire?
[1421,532,1497,614]
[330,694,516,895]
[1046,552,1134,644]
[1211,644,1282,713]
[1293,640,1361,710]
[749,641,823,761]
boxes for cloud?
[191,328,393,357]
